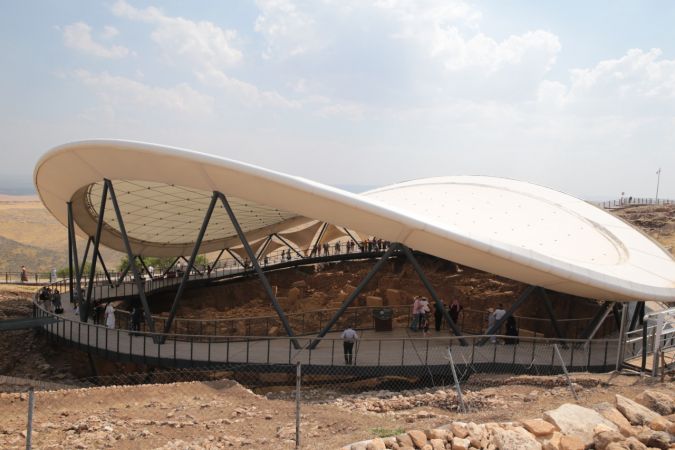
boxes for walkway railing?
[33,301,622,373]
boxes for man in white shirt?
[491,304,507,343]
[341,326,358,365]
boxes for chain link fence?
[1,328,621,449]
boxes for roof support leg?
[611,303,622,330]
[310,222,328,257]
[309,243,400,349]
[179,256,203,275]
[209,249,226,275]
[115,262,131,286]
[97,251,113,287]
[161,192,219,338]
[255,235,272,261]
[583,301,615,344]
[106,179,156,335]
[225,248,245,268]
[67,202,76,305]
[399,245,468,345]
[629,301,645,331]
[273,233,304,259]
[83,181,108,322]
[137,256,151,278]
[160,257,180,278]
[341,227,362,250]
[539,288,565,339]
[77,237,92,286]
[478,285,536,346]
[579,301,614,340]
[217,192,300,348]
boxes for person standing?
[487,308,497,343]
[410,296,421,331]
[147,265,155,279]
[434,300,446,332]
[105,302,116,329]
[449,299,463,328]
[131,304,142,333]
[20,265,28,283]
[341,325,358,365]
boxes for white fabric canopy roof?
[34,139,675,302]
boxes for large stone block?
[543,403,617,448]
[594,402,636,436]
[492,426,542,450]
[616,394,672,431]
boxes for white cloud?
[62,22,129,59]
[111,0,242,68]
[196,67,299,109]
[564,49,675,113]
[101,25,120,39]
[255,0,320,59]
[73,70,214,115]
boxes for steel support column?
[217,192,299,348]
[162,192,219,336]
[67,202,75,304]
[106,179,156,334]
[309,243,400,349]
[579,301,614,340]
[273,233,304,259]
[83,182,108,321]
[478,285,536,345]
[539,288,565,339]
[67,204,85,306]
[97,251,113,286]
[399,245,467,344]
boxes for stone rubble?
[340,391,675,450]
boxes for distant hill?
[0,198,122,273]
[0,235,64,274]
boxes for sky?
[1,0,674,199]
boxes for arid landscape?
[0,203,674,449]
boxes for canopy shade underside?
[34,139,675,302]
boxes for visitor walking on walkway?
[449,299,463,329]
[341,325,358,365]
[20,265,28,283]
[105,302,116,329]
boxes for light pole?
[655,168,661,203]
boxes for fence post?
[553,344,579,401]
[25,387,35,450]
[295,361,301,450]
[447,349,467,413]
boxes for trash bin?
[372,308,393,332]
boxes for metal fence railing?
[33,301,620,373]
[593,197,674,209]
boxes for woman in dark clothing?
[505,315,519,344]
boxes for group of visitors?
[91,302,116,329]
[411,296,464,336]
[37,286,63,314]
[487,304,519,344]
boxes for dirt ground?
[0,372,672,449]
